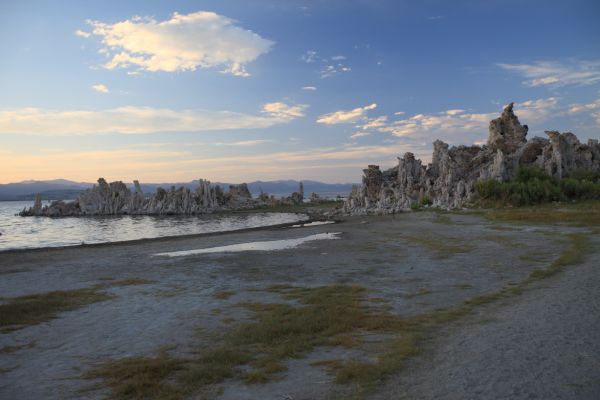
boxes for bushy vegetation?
[474,166,600,206]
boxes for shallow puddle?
[153,232,341,257]
[291,221,336,228]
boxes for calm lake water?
[0,201,308,251]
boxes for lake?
[0,201,307,251]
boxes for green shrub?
[474,166,600,206]
[515,166,553,183]
[568,168,600,182]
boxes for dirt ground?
[0,211,598,399]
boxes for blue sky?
[1,0,599,183]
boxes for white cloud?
[317,103,377,125]
[331,55,346,61]
[91,84,109,93]
[84,11,273,76]
[445,109,464,116]
[301,50,318,63]
[75,29,90,38]
[302,86,317,91]
[261,102,307,120]
[497,60,600,87]
[0,104,305,136]
[428,15,445,20]
[394,111,405,116]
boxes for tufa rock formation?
[20,179,313,217]
[20,179,261,217]
[343,103,600,213]
[280,182,305,206]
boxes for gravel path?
[370,243,600,400]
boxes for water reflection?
[0,201,308,251]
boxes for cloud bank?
[0,103,305,135]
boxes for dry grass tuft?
[479,200,600,227]
[0,341,35,353]
[0,288,113,332]
[0,278,151,332]
[85,353,184,400]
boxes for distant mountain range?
[0,179,357,201]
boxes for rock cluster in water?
[20,179,305,217]
[343,103,600,214]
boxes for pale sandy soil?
[369,254,600,400]
[0,212,597,399]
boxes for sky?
[0,0,599,184]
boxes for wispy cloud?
[317,103,377,125]
[83,11,274,76]
[215,140,271,147]
[567,98,600,114]
[428,15,445,20]
[512,97,560,123]
[91,84,109,93]
[0,104,305,136]
[566,98,600,127]
[357,116,388,130]
[302,86,317,91]
[320,63,351,79]
[301,50,351,78]
[376,109,496,139]
[350,131,372,139]
[301,50,318,63]
[351,98,560,145]
[497,60,600,87]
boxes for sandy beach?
[1,211,598,399]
